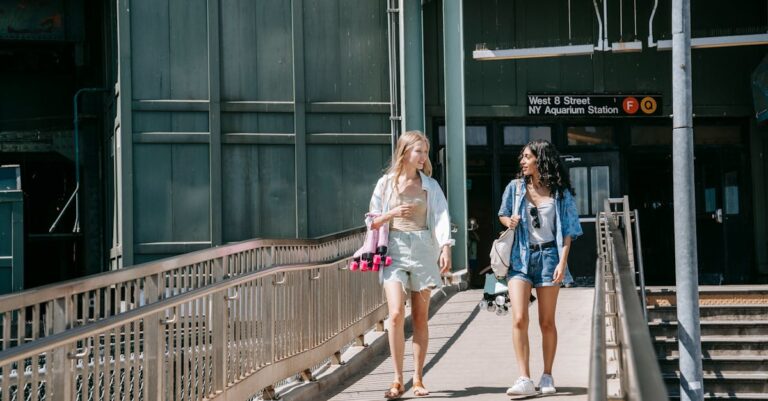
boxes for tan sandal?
[412,380,430,397]
[384,382,405,400]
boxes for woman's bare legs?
[536,285,560,374]
[384,282,407,385]
[410,288,432,394]
[509,279,533,378]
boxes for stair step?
[668,392,768,401]
[658,355,768,373]
[645,286,768,308]
[648,320,768,337]
[663,372,768,394]
[647,305,768,321]
[653,336,768,357]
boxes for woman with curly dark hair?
[497,139,583,396]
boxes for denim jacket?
[497,179,583,285]
[368,171,455,248]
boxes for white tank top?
[527,198,556,244]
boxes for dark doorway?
[695,147,754,283]
[627,123,754,285]
[628,150,675,284]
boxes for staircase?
[646,286,768,400]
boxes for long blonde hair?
[387,130,433,191]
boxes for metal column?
[293,0,309,237]
[442,0,467,271]
[672,1,704,400]
[402,0,425,132]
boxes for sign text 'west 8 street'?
[527,94,663,117]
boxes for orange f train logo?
[622,97,639,114]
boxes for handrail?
[0,227,365,353]
[632,209,648,321]
[591,198,668,401]
[588,259,607,401]
[0,257,388,401]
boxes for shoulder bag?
[489,180,522,279]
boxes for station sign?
[527,94,663,117]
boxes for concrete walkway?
[318,288,594,401]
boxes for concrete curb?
[276,282,464,401]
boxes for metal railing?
[0,255,387,401]
[589,197,667,401]
[0,229,365,361]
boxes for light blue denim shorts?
[382,230,442,292]
[508,245,560,288]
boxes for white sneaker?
[506,376,536,396]
[538,373,557,394]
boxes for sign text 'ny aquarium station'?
[527,94,663,117]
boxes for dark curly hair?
[517,139,575,198]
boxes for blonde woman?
[368,130,454,399]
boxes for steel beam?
[442,0,467,271]
[671,1,704,400]
[403,0,425,131]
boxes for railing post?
[144,274,164,401]
[50,297,73,401]
[331,351,343,366]
[300,368,314,382]
[212,257,228,393]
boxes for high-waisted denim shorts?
[381,230,442,292]
[508,245,560,288]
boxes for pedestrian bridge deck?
[282,287,593,401]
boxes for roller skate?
[350,213,393,272]
[479,274,510,316]
[349,219,378,271]
[371,216,392,272]
[478,273,536,314]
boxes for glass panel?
[631,126,672,145]
[466,126,488,146]
[438,125,488,146]
[695,126,741,145]
[590,166,610,215]
[724,171,739,214]
[704,188,717,213]
[569,167,589,215]
[567,126,614,146]
[503,126,552,145]
[438,125,445,146]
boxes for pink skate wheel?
[373,254,382,264]
[360,261,369,271]
[372,264,380,272]
[384,256,392,266]
[350,261,359,271]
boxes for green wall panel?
[222,145,296,242]
[304,0,389,102]
[0,201,13,294]
[306,113,389,133]
[0,203,11,257]
[306,144,390,236]
[133,144,210,244]
[0,194,23,295]
[133,111,210,132]
[221,112,294,134]
[118,0,392,266]
[131,0,209,100]
[220,0,293,102]
[603,52,671,94]
[691,48,764,107]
